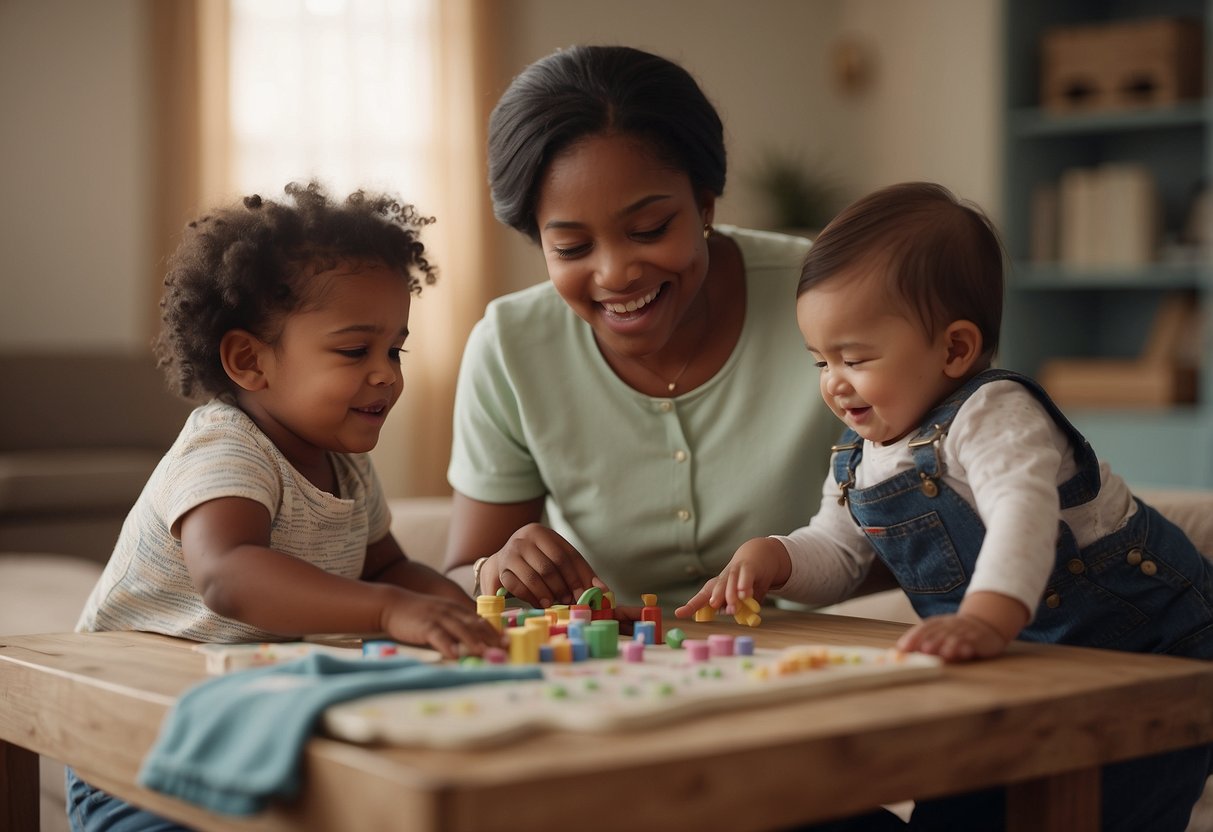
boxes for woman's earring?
[703,223,713,240]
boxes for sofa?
[0,352,193,563]
[4,491,1213,831]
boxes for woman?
[443,45,840,610]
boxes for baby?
[676,181,1213,831]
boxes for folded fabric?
[138,653,541,815]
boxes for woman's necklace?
[635,293,712,395]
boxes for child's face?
[797,269,957,446]
[250,260,411,466]
[534,132,712,365]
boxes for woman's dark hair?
[798,182,1005,363]
[488,45,726,241]
[155,181,437,401]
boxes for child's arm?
[179,497,502,658]
[361,534,472,604]
[899,383,1065,662]
[896,591,1030,662]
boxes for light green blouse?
[448,226,839,606]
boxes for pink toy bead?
[684,639,711,662]
[622,640,645,663]
[483,647,507,664]
[707,634,735,657]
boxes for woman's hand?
[480,523,605,608]
[675,536,791,618]
[380,589,504,660]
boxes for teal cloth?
[138,654,540,815]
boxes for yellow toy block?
[641,593,658,607]
[507,627,540,664]
[551,638,572,663]
[477,594,505,614]
[523,616,551,641]
[733,596,762,627]
[693,605,717,622]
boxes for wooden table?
[3,611,1213,832]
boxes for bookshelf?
[1000,0,1213,488]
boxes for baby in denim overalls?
[677,182,1213,831]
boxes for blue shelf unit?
[1000,0,1213,489]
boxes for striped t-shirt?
[76,399,391,642]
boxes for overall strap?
[830,428,862,507]
[913,368,1102,508]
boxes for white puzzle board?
[323,644,942,749]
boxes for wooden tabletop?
[3,611,1213,832]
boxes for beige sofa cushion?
[388,497,454,572]
[0,449,160,514]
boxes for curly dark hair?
[155,181,437,401]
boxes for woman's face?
[534,132,713,362]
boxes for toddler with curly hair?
[77,181,501,658]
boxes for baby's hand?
[675,537,790,618]
[896,613,1009,662]
[382,591,503,660]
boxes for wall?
[491,0,1001,294]
[0,0,153,353]
[0,0,1002,494]
[0,0,1001,344]
[835,0,1001,215]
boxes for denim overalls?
[831,368,1213,659]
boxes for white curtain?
[154,0,500,497]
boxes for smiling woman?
[440,45,841,611]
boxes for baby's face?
[797,270,956,445]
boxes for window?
[226,0,434,200]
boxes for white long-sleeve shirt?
[775,380,1137,615]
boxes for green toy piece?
[575,586,604,609]
[665,627,686,649]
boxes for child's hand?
[381,591,503,660]
[899,591,1028,662]
[480,524,605,608]
[896,613,1009,662]
[674,537,791,618]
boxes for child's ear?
[219,330,269,391]
[942,320,983,379]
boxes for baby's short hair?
[155,181,436,401]
[798,182,1005,362]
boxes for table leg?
[0,740,39,832]
[1007,767,1099,832]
